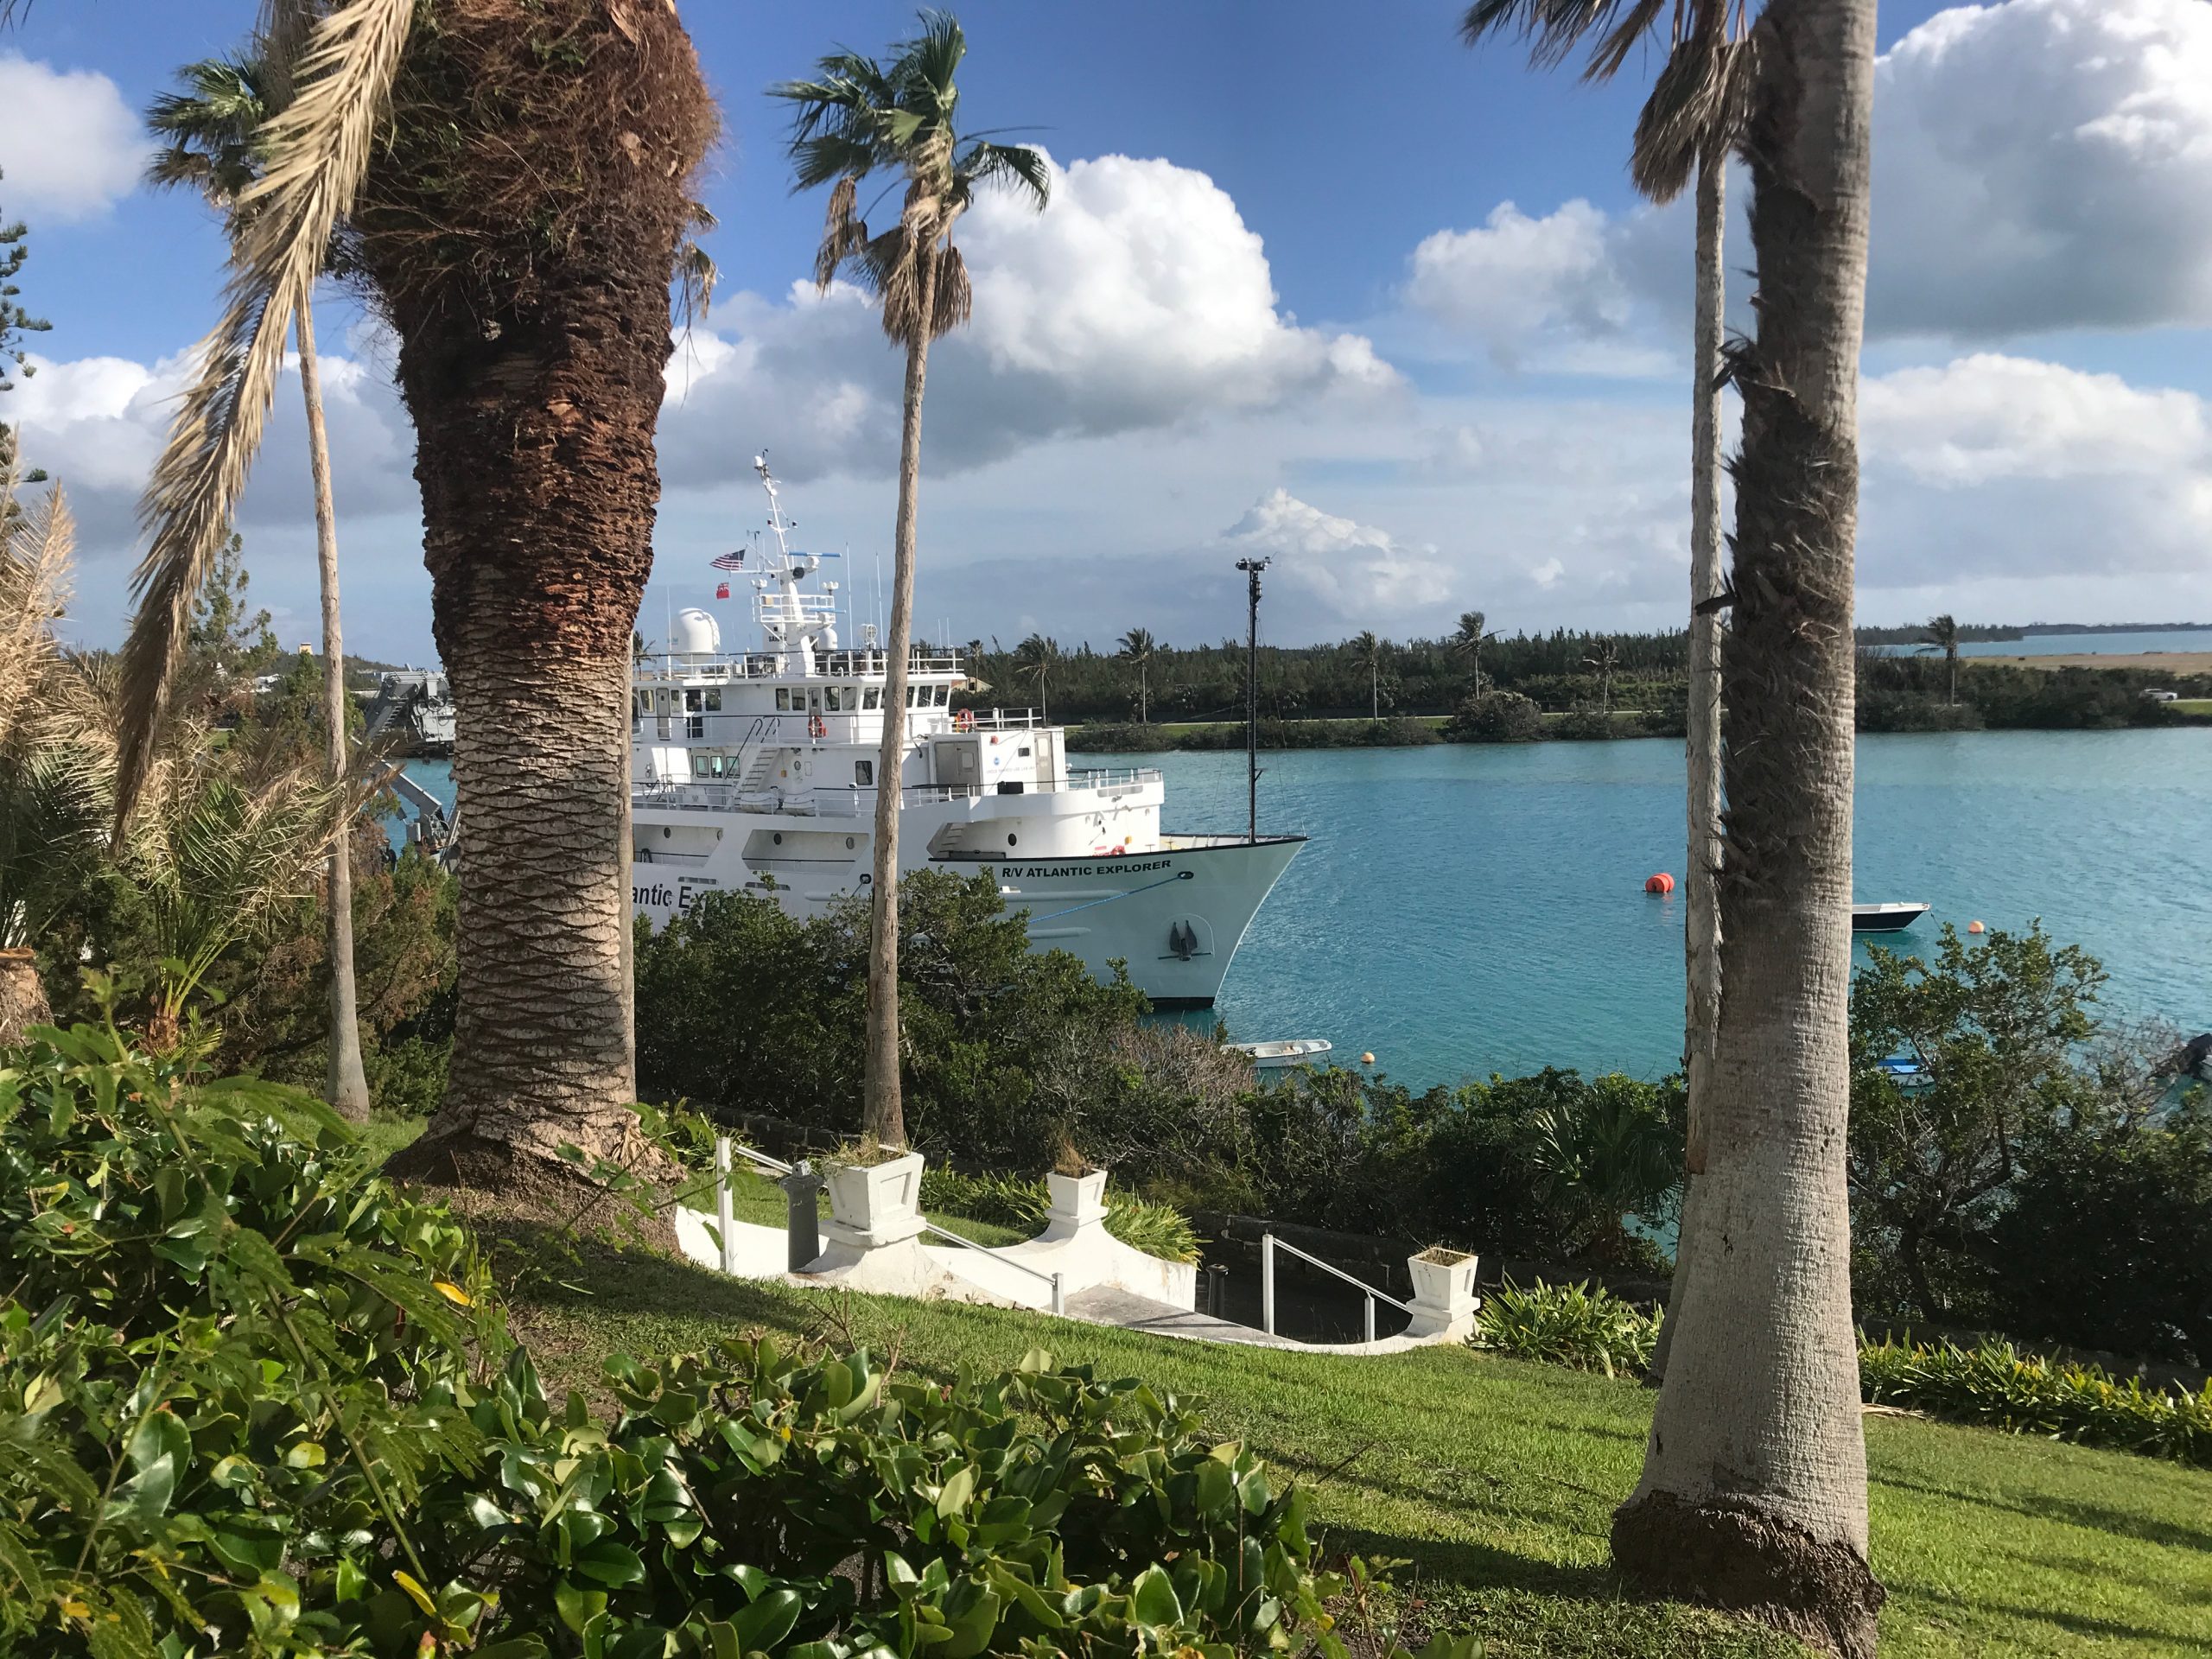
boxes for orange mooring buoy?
[1967,919,1986,934]
[1644,872,1675,894]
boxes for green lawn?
[2170,698,2212,715]
[500,1238,2212,1659]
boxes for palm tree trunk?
[0,950,48,1046]
[1140,664,1147,723]
[864,245,941,1150]
[1612,3,1885,1656]
[1655,147,1731,1390]
[296,302,372,1123]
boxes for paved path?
[1065,1286,1306,1348]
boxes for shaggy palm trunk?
[297,302,372,1122]
[0,949,47,1045]
[379,250,674,1185]
[1612,3,1884,1656]
[864,245,940,1150]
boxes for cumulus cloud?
[1872,0,2212,337]
[1859,353,2212,581]
[1404,201,1636,365]
[0,54,145,221]
[658,153,1395,486]
[1220,488,1454,621]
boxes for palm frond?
[0,474,70,753]
[1630,29,1753,200]
[955,139,1050,212]
[899,9,968,113]
[931,243,972,338]
[114,0,412,839]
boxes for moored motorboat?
[1852,901,1930,933]
[1229,1038,1335,1070]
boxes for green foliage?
[918,1166,1205,1262]
[1859,1335,2212,1468]
[1446,690,1541,742]
[0,1019,509,1657]
[1,1027,1461,1656]
[1472,1280,1662,1379]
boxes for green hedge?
[3,1026,1465,1658]
[1470,1281,2212,1468]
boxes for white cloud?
[1872,0,2212,337]
[1220,488,1454,622]
[1405,201,1630,363]
[1859,353,2212,582]
[658,152,1395,487]
[0,54,146,222]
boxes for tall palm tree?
[1117,626,1157,723]
[144,51,372,1121]
[1451,609,1496,696]
[1350,629,1385,720]
[1922,612,1961,705]
[1014,632,1060,722]
[777,11,1048,1150]
[1461,0,1752,1206]
[1610,3,1885,1653]
[117,0,716,1190]
[1584,637,1620,715]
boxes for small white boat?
[1229,1038,1334,1070]
[1852,902,1931,934]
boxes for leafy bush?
[6,1027,1451,1656]
[1859,1335,2212,1467]
[1446,690,1541,742]
[1472,1279,1662,1378]
[919,1166,1205,1262]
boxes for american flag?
[710,549,747,571]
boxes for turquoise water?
[1878,627,2212,658]
[1093,732,2212,1090]
[402,732,2212,1091]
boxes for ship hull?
[632,812,1301,1007]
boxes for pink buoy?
[1967,919,1986,935]
[1644,872,1675,894]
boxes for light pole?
[1236,556,1269,842]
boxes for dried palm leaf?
[1631,31,1757,202]
[0,472,69,753]
[115,0,412,838]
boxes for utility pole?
[1236,556,1269,842]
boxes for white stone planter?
[1045,1168,1109,1228]
[1406,1247,1480,1338]
[822,1151,926,1248]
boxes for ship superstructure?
[630,457,1301,1007]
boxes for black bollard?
[780,1161,826,1272]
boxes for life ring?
[953,708,976,732]
[808,712,827,741]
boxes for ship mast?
[1236,556,1269,842]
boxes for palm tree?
[144,51,372,1121]
[1350,630,1385,720]
[1610,3,1885,1653]
[1118,626,1157,723]
[1584,637,1620,715]
[1462,0,1751,1222]
[117,0,716,1189]
[1014,632,1060,722]
[1451,609,1496,696]
[777,12,1048,1150]
[1922,613,1961,705]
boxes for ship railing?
[709,1135,1063,1313]
[1260,1232,1412,1345]
[962,708,1044,730]
[1067,767,1162,792]
[634,648,965,684]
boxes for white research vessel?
[629,458,1303,1007]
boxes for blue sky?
[4,0,2210,662]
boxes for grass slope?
[503,1240,2212,1659]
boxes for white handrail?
[919,1219,1065,1316]
[1261,1231,1411,1340]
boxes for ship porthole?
[773,832,784,845]
[1007,833,1018,847]
[661,828,671,839]
[846,836,855,849]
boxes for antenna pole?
[1236,556,1269,843]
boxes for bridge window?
[704,689,722,712]
[863,687,881,710]
[825,685,843,712]
[775,688,791,711]
[855,760,873,786]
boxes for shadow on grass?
[1878,1472,2212,1555]
[1904,1586,2212,1652]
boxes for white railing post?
[1363,1294,1376,1345]
[714,1137,736,1274]
[1051,1273,1065,1317]
[1262,1234,1276,1336]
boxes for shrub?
[1859,1335,2212,1467]
[1472,1279,1662,1378]
[919,1166,1205,1262]
[1446,690,1541,742]
[3,1027,1458,1656]
[1550,704,1615,741]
